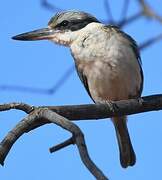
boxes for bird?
[12,10,143,168]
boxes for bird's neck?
[70,23,104,61]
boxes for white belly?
[76,58,142,102]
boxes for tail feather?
[112,116,136,168]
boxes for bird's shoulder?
[103,25,142,65]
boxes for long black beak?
[12,27,56,41]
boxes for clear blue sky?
[0,0,162,179]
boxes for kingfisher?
[12,10,143,168]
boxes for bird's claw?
[98,100,118,112]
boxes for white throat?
[50,30,79,46]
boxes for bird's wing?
[104,25,144,96]
[75,65,95,102]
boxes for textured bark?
[0,93,162,180]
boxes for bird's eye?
[60,20,69,27]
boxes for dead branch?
[103,0,114,24]
[120,0,130,23]
[0,94,162,162]
[1,94,162,120]
[0,108,108,180]
[117,11,143,27]
[49,136,74,153]
[0,65,74,95]
[138,0,162,23]
[0,94,162,178]
[40,0,63,12]
[0,102,34,113]
[139,33,162,50]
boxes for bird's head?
[12,10,100,46]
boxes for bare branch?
[103,0,114,23]
[138,0,162,23]
[120,0,130,23]
[0,94,162,178]
[0,109,108,179]
[0,84,51,94]
[0,94,162,132]
[139,33,162,50]
[0,65,74,95]
[48,64,74,94]
[41,94,162,119]
[1,94,162,118]
[49,136,74,153]
[42,110,108,179]
[117,11,143,28]
[119,0,162,27]
[40,0,63,12]
[0,102,34,114]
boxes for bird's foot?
[97,100,118,112]
[137,97,144,106]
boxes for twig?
[49,136,74,153]
[120,0,130,23]
[138,0,162,23]
[119,0,162,27]
[43,110,108,179]
[104,0,114,23]
[0,65,74,95]
[117,11,143,27]
[0,84,51,94]
[40,0,63,12]
[48,64,74,94]
[139,33,162,50]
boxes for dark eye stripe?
[55,20,69,28]
[55,17,100,31]
[70,18,99,31]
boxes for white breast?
[70,23,143,102]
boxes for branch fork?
[0,107,108,180]
[1,94,162,179]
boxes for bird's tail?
[112,116,136,168]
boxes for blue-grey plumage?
[12,10,143,168]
